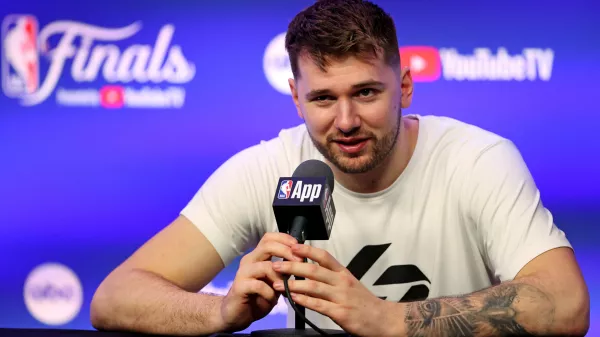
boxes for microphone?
[272,159,336,244]
[251,160,347,336]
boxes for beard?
[308,111,402,174]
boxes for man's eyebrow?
[305,89,331,100]
[305,80,386,100]
[351,80,385,90]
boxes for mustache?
[326,129,375,142]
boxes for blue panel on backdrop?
[0,0,598,335]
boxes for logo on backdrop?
[263,32,555,94]
[23,262,83,326]
[1,14,196,108]
[399,46,442,82]
[263,32,292,95]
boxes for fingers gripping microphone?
[272,159,336,245]
[250,160,347,336]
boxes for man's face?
[289,52,413,174]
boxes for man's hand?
[220,233,304,332]
[272,243,397,337]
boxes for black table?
[0,329,350,337]
[0,329,248,337]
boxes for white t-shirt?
[180,114,571,330]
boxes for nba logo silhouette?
[1,15,39,98]
[278,180,293,199]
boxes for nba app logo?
[278,180,293,199]
[1,15,39,98]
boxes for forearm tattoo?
[404,282,555,336]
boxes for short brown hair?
[285,0,401,78]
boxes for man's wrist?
[203,293,228,333]
[380,299,408,337]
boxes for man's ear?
[400,66,414,108]
[289,78,304,119]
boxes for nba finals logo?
[278,180,292,199]
[1,14,196,108]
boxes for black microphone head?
[292,159,335,193]
[272,159,336,240]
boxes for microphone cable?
[282,257,331,336]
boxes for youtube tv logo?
[263,32,555,94]
[399,46,441,82]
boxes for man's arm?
[90,215,228,335]
[394,246,589,336]
[391,138,590,336]
[91,141,286,334]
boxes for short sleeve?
[465,139,572,282]
[180,145,275,266]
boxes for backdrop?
[0,0,598,334]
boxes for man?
[90,0,590,336]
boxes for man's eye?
[358,89,375,97]
[314,96,331,101]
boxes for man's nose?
[334,99,360,133]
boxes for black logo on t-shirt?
[346,243,430,302]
